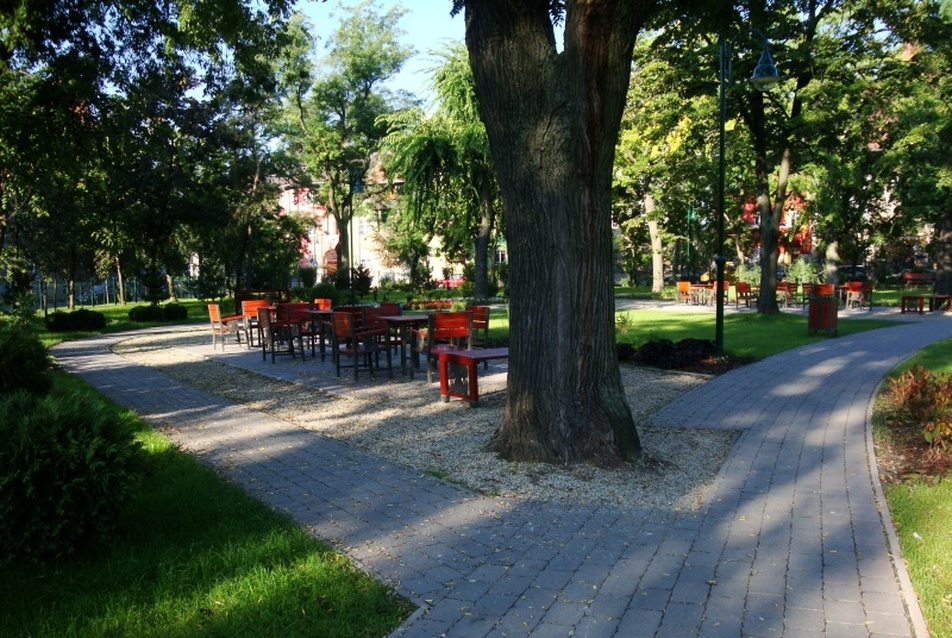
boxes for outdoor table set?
[207,301,507,404]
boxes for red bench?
[901,295,925,314]
[438,348,509,404]
[930,295,952,312]
[903,272,934,289]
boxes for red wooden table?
[438,347,509,404]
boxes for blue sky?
[298,0,466,101]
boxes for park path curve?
[51,309,952,637]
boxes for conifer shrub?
[0,387,146,564]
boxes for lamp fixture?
[750,44,780,91]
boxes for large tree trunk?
[465,0,654,466]
[473,183,494,299]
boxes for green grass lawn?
[0,374,413,638]
[614,308,899,358]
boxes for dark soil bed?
[620,338,756,376]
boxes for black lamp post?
[715,30,779,356]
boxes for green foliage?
[128,304,166,322]
[125,303,187,322]
[351,265,373,299]
[0,383,412,637]
[0,325,52,396]
[161,303,188,321]
[785,259,821,284]
[0,387,146,564]
[887,366,952,449]
[299,266,317,287]
[735,264,761,286]
[45,308,108,332]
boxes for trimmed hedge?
[128,303,189,322]
[45,308,107,332]
[0,387,146,564]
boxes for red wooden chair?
[207,304,243,350]
[411,311,473,382]
[676,281,692,305]
[466,305,491,369]
[776,281,795,307]
[281,302,320,356]
[799,282,814,307]
[257,306,304,363]
[239,299,271,348]
[734,282,757,308]
[330,311,386,380]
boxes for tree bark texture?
[464,0,655,466]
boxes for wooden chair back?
[676,281,692,303]
[331,311,358,340]
[241,298,270,318]
[313,297,333,311]
[815,283,835,296]
[280,302,313,323]
[361,306,390,331]
[427,311,473,347]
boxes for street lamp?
[715,29,779,356]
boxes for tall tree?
[0,0,296,306]
[874,0,952,294]
[458,0,660,466]
[281,2,411,289]
[382,44,501,300]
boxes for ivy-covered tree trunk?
[465,0,654,466]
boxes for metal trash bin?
[808,295,838,335]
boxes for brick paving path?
[51,309,952,637]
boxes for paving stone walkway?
[51,307,952,637]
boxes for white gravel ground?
[112,330,738,511]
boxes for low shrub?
[0,326,52,396]
[635,338,715,369]
[0,387,146,564]
[887,366,952,450]
[161,303,188,321]
[45,308,107,332]
[128,304,165,322]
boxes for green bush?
[128,304,165,322]
[0,387,146,565]
[0,326,52,397]
[161,303,188,321]
[45,308,107,332]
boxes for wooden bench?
[438,347,509,404]
[903,273,934,289]
[929,294,952,312]
[901,295,925,314]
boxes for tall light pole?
[715,30,779,356]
